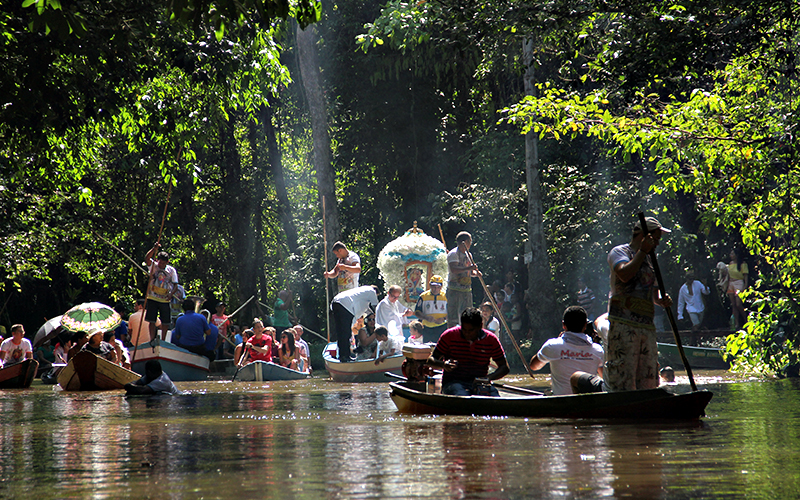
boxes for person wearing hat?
[446,231,481,327]
[80,328,118,364]
[605,216,673,391]
[143,243,179,342]
[414,274,448,343]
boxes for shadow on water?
[2,373,800,499]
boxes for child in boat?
[278,329,308,372]
[479,302,499,334]
[408,321,424,344]
[374,326,402,365]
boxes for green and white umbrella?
[60,302,122,333]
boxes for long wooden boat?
[323,342,404,383]
[233,360,310,381]
[389,381,713,419]
[658,342,730,370]
[0,359,39,389]
[131,337,209,381]
[58,351,140,391]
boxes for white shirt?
[377,336,403,358]
[332,286,379,328]
[484,317,500,333]
[375,296,410,339]
[1,337,33,365]
[677,281,710,319]
[536,331,604,396]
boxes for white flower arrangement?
[378,228,449,309]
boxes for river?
[2,370,799,499]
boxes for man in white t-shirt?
[0,324,33,367]
[323,241,361,293]
[529,306,604,395]
[374,326,403,365]
[375,285,413,339]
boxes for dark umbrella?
[33,315,64,348]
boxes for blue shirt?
[204,324,219,352]
[172,311,210,347]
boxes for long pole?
[638,212,698,391]
[322,196,331,343]
[466,250,535,378]
[132,183,173,363]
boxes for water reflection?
[2,376,800,498]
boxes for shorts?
[446,288,473,326]
[603,320,659,391]
[145,300,172,324]
[727,279,744,295]
[688,311,703,327]
[442,380,500,397]
[573,372,605,394]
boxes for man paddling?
[144,244,179,341]
[427,307,509,396]
[330,285,379,362]
[605,216,672,391]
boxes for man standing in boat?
[427,307,509,396]
[143,244,179,342]
[446,232,481,327]
[323,241,362,293]
[529,306,605,395]
[605,216,672,391]
[415,274,448,343]
[330,285,379,362]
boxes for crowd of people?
[4,219,749,399]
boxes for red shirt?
[434,326,505,383]
[248,333,273,362]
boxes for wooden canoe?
[323,342,404,383]
[58,351,141,391]
[233,360,310,381]
[0,359,39,389]
[658,342,730,370]
[130,337,210,381]
[389,381,713,420]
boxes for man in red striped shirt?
[427,307,509,396]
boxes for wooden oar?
[465,249,535,378]
[132,184,173,364]
[232,345,251,381]
[638,212,698,391]
[385,372,543,395]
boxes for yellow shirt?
[727,262,748,281]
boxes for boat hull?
[389,381,713,419]
[131,338,209,381]
[323,342,404,383]
[0,359,39,389]
[233,361,310,381]
[658,342,730,370]
[58,351,141,391]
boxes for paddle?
[465,249,535,378]
[232,344,251,381]
[384,372,543,395]
[637,212,698,392]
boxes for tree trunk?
[262,103,320,333]
[523,38,559,343]
[296,22,340,336]
[224,118,259,315]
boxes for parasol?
[60,302,122,334]
[33,315,64,348]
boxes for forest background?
[1,0,797,374]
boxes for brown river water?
[2,370,800,499]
